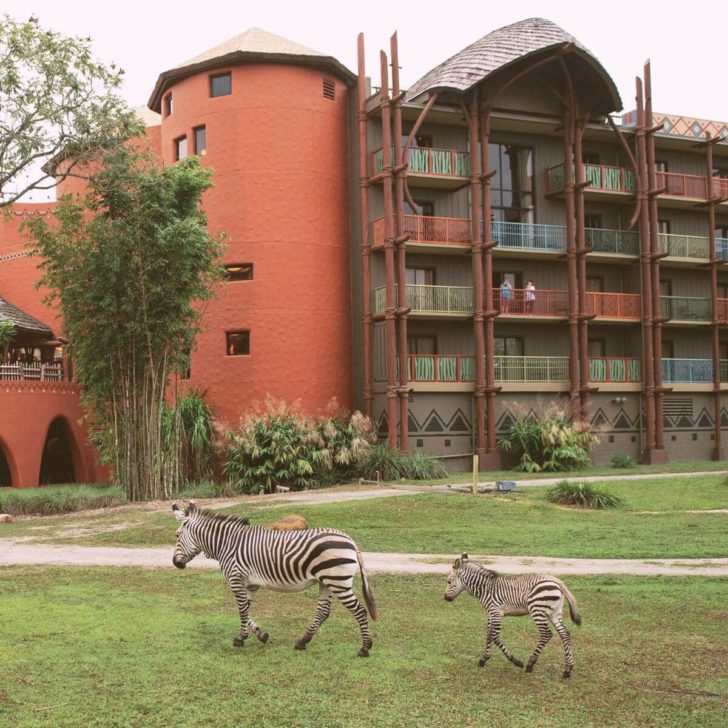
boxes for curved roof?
[405,18,622,112]
[148,28,355,112]
[0,296,52,336]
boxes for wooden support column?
[379,50,399,448]
[465,99,486,456]
[356,34,373,419]
[635,78,657,460]
[644,63,668,462]
[390,33,410,452]
[479,108,502,469]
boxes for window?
[193,126,207,155]
[405,267,434,286]
[586,276,604,293]
[655,160,668,173]
[164,94,173,116]
[405,200,434,216]
[224,263,253,281]
[588,339,605,357]
[210,73,232,97]
[226,331,250,356]
[720,342,728,360]
[408,335,437,355]
[487,143,534,224]
[493,271,522,290]
[661,339,674,358]
[494,337,524,357]
[583,153,600,165]
[323,78,336,100]
[660,280,672,296]
[658,219,671,235]
[174,136,188,161]
[713,167,728,180]
[402,133,433,148]
[584,214,602,230]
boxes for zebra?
[444,554,581,678]
[172,501,378,656]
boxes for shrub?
[357,446,447,481]
[499,405,598,472]
[611,453,636,469]
[0,484,126,516]
[546,481,623,509]
[222,398,375,494]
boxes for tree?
[0,320,14,362]
[0,15,142,205]
[26,149,225,500]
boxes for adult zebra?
[444,554,581,678]
[172,501,378,656]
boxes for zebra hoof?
[525,664,534,673]
[478,658,488,667]
[512,658,524,669]
[358,648,370,657]
[233,636,246,647]
[257,631,269,644]
[562,670,572,679]
[294,641,307,650]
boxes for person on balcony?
[525,280,536,314]
[500,277,512,314]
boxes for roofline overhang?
[148,51,357,111]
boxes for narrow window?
[164,94,173,116]
[174,136,188,161]
[584,213,602,229]
[323,78,336,100]
[226,331,250,356]
[194,126,207,155]
[224,263,253,281]
[655,160,668,173]
[210,73,232,97]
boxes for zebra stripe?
[172,502,377,656]
[444,554,581,678]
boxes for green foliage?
[0,15,142,205]
[546,480,623,509]
[612,453,636,469]
[223,398,375,494]
[500,405,598,472]
[357,445,447,481]
[0,484,126,516]
[0,319,14,361]
[26,150,225,500]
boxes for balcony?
[492,288,568,318]
[408,355,475,383]
[372,215,471,251]
[370,147,470,188]
[656,172,728,206]
[374,284,473,316]
[586,292,641,321]
[585,227,640,257]
[546,163,637,197]
[492,221,566,252]
[0,362,65,382]
[660,296,711,322]
[662,358,728,383]
[589,357,641,383]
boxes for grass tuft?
[0,484,126,516]
[546,481,623,509]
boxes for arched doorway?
[39,418,77,485]
[0,442,11,486]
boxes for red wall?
[159,63,352,423]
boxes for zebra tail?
[356,549,378,621]
[557,580,582,626]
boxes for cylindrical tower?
[149,29,356,423]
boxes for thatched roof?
[0,296,53,336]
[405,18,622,113]
[148,27,355,111]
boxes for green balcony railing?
[585,227,640,256]
[408,355,475,383]
[547,163,636,194]
[659,233,710,260]
[660,296,711,321]
[588,357,641,383]
[371,147,470,177]
[374,284,473,315]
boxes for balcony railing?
[547,163,637,194]
[586,292,641,320]
[492,287,569,317]
[406,355,642,384]
[715,298,728,323]
[585,227,640,256]
[662,358,716,383]
[660,295,711,321]
[659,233,710,259]
[372,215,471,247]
[371,147,470,178]
[491,221,566,251]
[0,362,65,382]
[374,284,473,315]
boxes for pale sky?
[6,0,727,121]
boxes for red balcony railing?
[586,292,641,320]
[715,298,728,323]
[372,215,471,247]
[656,171,708,200]
[408,354,475,383]
[492,288,569,317]
[589,357,641,383]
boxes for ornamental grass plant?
[546,480,623,509]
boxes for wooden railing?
[491,221,566,251]
[495,356,569,383]
[589,357,641,383]
[547,163,637,194]
[491,287,568,317]
[372,215,471,247]
[660,295,711,321]
[374,285,473,314]
[0,362,64,381]
[715,298,728,323]
[586,292,641,320]
[584,227,640,256]
[371,147,470,178]
[659,233,710,259]
[408,355,475,382]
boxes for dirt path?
[1,539,726,577]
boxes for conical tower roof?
[149,28,355,111]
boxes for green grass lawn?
[5,475,725,559]
[0,568,724,728]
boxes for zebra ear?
[172,502,186,522]
[187,501,197,514]
[453,558,461,569]
[461,553,469,562]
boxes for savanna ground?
[1,471,726,726]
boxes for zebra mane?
[195,508,251,527]
[463,560,498,578]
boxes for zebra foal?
[444,554,581,678]
[172,501,377,656]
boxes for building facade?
[1,19,727,485]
